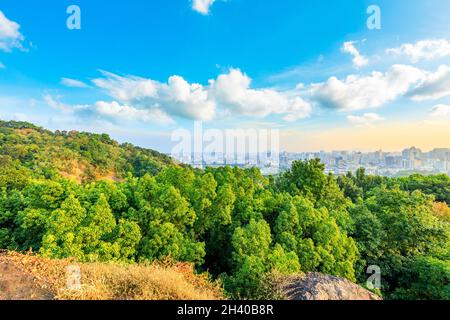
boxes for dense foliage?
[0,121,449,300]
[0,120,173,182]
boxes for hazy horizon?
[2,115,450,155]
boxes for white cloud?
[95,101,174,124]
[93,71,216,121]
[387,39,450,63]
[312,63,450,108]
[347,113,384,126]
[409,65,450,101]
[92,69,312,123]
[93,71,158,103]
[0,10,24,52]
[282,97,313,122]
[342,41,368,68]
[212,68,312,121]
[160,75,217,121]
[44,95,89,113]
[430,104,450,117]
[311,64,424,111]
[44,94,174,125]
[192,0,216,15]
[0,62,5,69]
[61,77,89,88]
[88,63,450,124]
[213,69,285,117]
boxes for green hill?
[0,120,174,183]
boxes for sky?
[1,0,450,153]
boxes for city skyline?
[171,146,450,177]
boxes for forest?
[0,121,449,300]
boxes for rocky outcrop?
[281,273,381,300]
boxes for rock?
[281,273,381,300]
[0,253,54,300]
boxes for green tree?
[350,186,449,293]
[40,194,86,259]
[392,256,450,300]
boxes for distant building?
[170,147,450,177]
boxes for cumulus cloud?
[213,69,283,117]
[311,64,423,111]
[387,39,450,63]
[95,101,174,124]
[0,10,25,52]
[212,68,312,121]
[92,69,312,123]
[192,0,216,15]
[282,97,313,122]
[61,77,89,88]
[159,75,217,121]
[347,113,384,126]
[88,63,450,124]
[342,41,368,68]
[44,94,174,125]
[409,65,450,101]
[93,71,216,121]
[430,104,450,117]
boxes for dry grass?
[57,262,224,300]
[0,251,224,300]
[58,160,120,184]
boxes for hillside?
[0,120,174,183]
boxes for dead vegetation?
[0,251,224,300]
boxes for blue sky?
[1,0,450,152]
